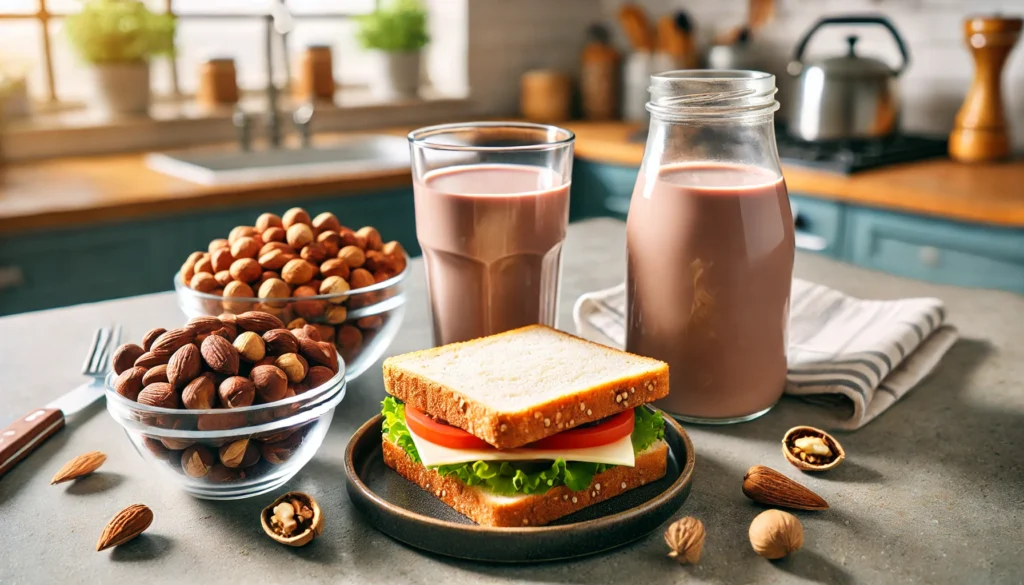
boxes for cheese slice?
[406,425,637,468]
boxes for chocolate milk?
[414,164,570,345]
[626,163,794,420]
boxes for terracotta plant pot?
[90,61,151,117]
[368,51,421,101]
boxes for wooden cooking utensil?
[949,15,1022,163]
[618,3,654,52]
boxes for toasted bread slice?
[382,438,669,527]
[383,325,669,449]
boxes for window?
[0,0,380,104]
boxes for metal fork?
[0,326,120,478]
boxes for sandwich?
[380,324,670,527]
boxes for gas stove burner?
[775,129,948,174]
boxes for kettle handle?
[791,15,910,76]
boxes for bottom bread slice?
[381,438,669,527]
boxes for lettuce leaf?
[380,397,664,497]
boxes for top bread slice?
[382,324,669,449]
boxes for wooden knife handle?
[0,408,65,478]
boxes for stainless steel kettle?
[787,15,910,141]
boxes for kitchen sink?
[146,133,410,186]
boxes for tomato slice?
[405,406,635,451]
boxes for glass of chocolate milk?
[409,123,574,345]
[626,71,795,424]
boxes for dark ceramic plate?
[344,411,695,562]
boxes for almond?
[251,365,288,403]
[742,465,829,511]
[141,364,169,386]
[134,351,169,369]
[236,311,286,333]
[299,337,336,370]
[96,504,153,551]
[113,366,147,401]
[201,335,239,375]
[167,344,202,389]
[292,324,320,342]
[263,329,299,354]
[141,328,166,351]
[186,316,222,335]
[51,451,106,484]
[138,383,180,409]
[182,373,217,409]
[150,327,196,356]
[112,343,145,375]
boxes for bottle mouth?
[646,70,779,121]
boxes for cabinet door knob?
[0,266,24,290]
[919,246,941,267]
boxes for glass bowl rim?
[174,251,410,303]
[104,348,346,417]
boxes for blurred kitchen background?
[0,0,1022,315]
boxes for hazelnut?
[282,207,312,229]
[293,324,320,342]
[112,343,145,375]
[208,238,230,253]
[300,242,328,264]
[255,212,283,233]
[161,437,194,451]
[263,329,299,355]
[306,365,335,389]
[324,306,347,324]
[338,245,365,268]
[260,432,303,465]
[317,231,342,257]
[229,225,258,243]
[219,376,256,408]
[257,272,279,288]
[207,464,247,483]
[138,383,180,409]
[180,251,204,284]
[222,281,255,313]
[258,249,293,270]
[749,510,803,560]
[230,236,261,260]
[251,365,289,403]
[190,272,219,294]
[219,438,260,468]
[356,226,383,251]
[310,324,334,343]
[349,268,375,290]
[141,328,166,352]
[336,325,363,355]
[234,331,266,362]
[260,241,292,257]
[113,366,147,401]
[319,275,350,302]
[363,250,391,273]
[211,247,234,272]
[181,445,215,478]
[292,286,326,321]
[262,226,286,244]
[197,412,247,432]
[357,315,384,331]
[194,255,214,275]
[201,335,240,375]
[320,258,350,280]
[281,258,315,286]
[214,270,234,287]
[286,318,308,329]
[287,223,314,250]
[312,212,341,233]
[142,364,169,386]
[275,353,307,383]
[142,436,171,457]
[338,227,361,248]
[182,373,217,409]
[255,281,288,312]
[230,258,262,283]
[298,337,336,369]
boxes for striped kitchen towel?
[573,280,959,430]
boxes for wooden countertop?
[2,121,1023,234]
[571,122,1024,228]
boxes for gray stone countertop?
[1,218,1021,584]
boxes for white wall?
[599,0,1024,148]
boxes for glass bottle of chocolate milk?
[626,71,794,424]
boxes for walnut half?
[261,491,322,547]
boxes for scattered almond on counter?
[96,504,154,551]
[742,465,828,511]
[50,451,106,484]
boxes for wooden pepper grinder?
[949,15,1022,163]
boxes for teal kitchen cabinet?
[571,159,638,220]
[790,194,846,258]
[843,207,1024,293]
[0,187,418,316]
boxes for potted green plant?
[65,0,175,116]
[355,0,429,100]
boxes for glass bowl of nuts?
[105,312,347,500]
[173,207,409,380]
